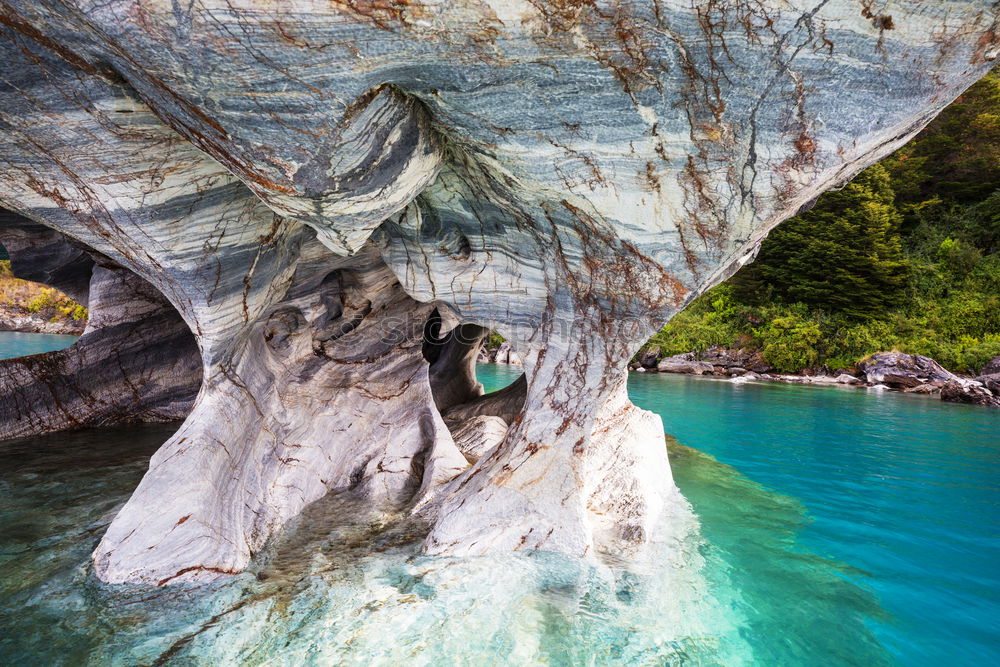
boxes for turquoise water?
[0,330,78,359]
[0,355,996,664]
[481,365,1000,664]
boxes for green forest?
[643,69,1000,374]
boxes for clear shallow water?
[0,331,78,359]
[480,365,1000,665]
[626,372,1000,666]
[0,360,996,664]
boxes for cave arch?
[0,210,203,439]
[0,0,993,585]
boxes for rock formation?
[0,1,994,584]
[941,378,1000,407]
[858,352,959,388]
[0,211,202,438]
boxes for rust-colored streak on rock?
[971,26,999,64]
[860,2,895,31]
[329,0,419,31]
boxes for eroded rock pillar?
[424,313,672,560]
[93,245,469,584]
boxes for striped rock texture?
[0,0,994,583]
[0,213,202,438]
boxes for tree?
[887,69,1000,206]
[733,164,909,319]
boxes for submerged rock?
[0,1,993,584]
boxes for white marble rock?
[0,0,994,583]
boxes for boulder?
[638,345,661,369]
[941,380,1000,407]
[835,374,862,385]
[490,341,523,365]
[698,346,773,374]
[858,353,957,388]
[981,356,1000,376]
[904,383,939,394]
[656,356,715,375]
[494,341,521,364]
[975,373,1000,395]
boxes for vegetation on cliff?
[0,260,87,327]
[644,69,1000,374]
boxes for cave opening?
[0,209,203,439]
[420,309,525,464]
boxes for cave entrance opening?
[421,308,525,464]
[0,209,203,439]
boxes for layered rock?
[0,0,994,583]
[0,214,202,438]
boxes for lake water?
[479,366,1000,665]
[0,355,997,664]
[0,330,78,359]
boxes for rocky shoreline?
[0,305,84,335]
[627,347,1000,408]
[478,344,1000,408]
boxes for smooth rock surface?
[0,0,994,583]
